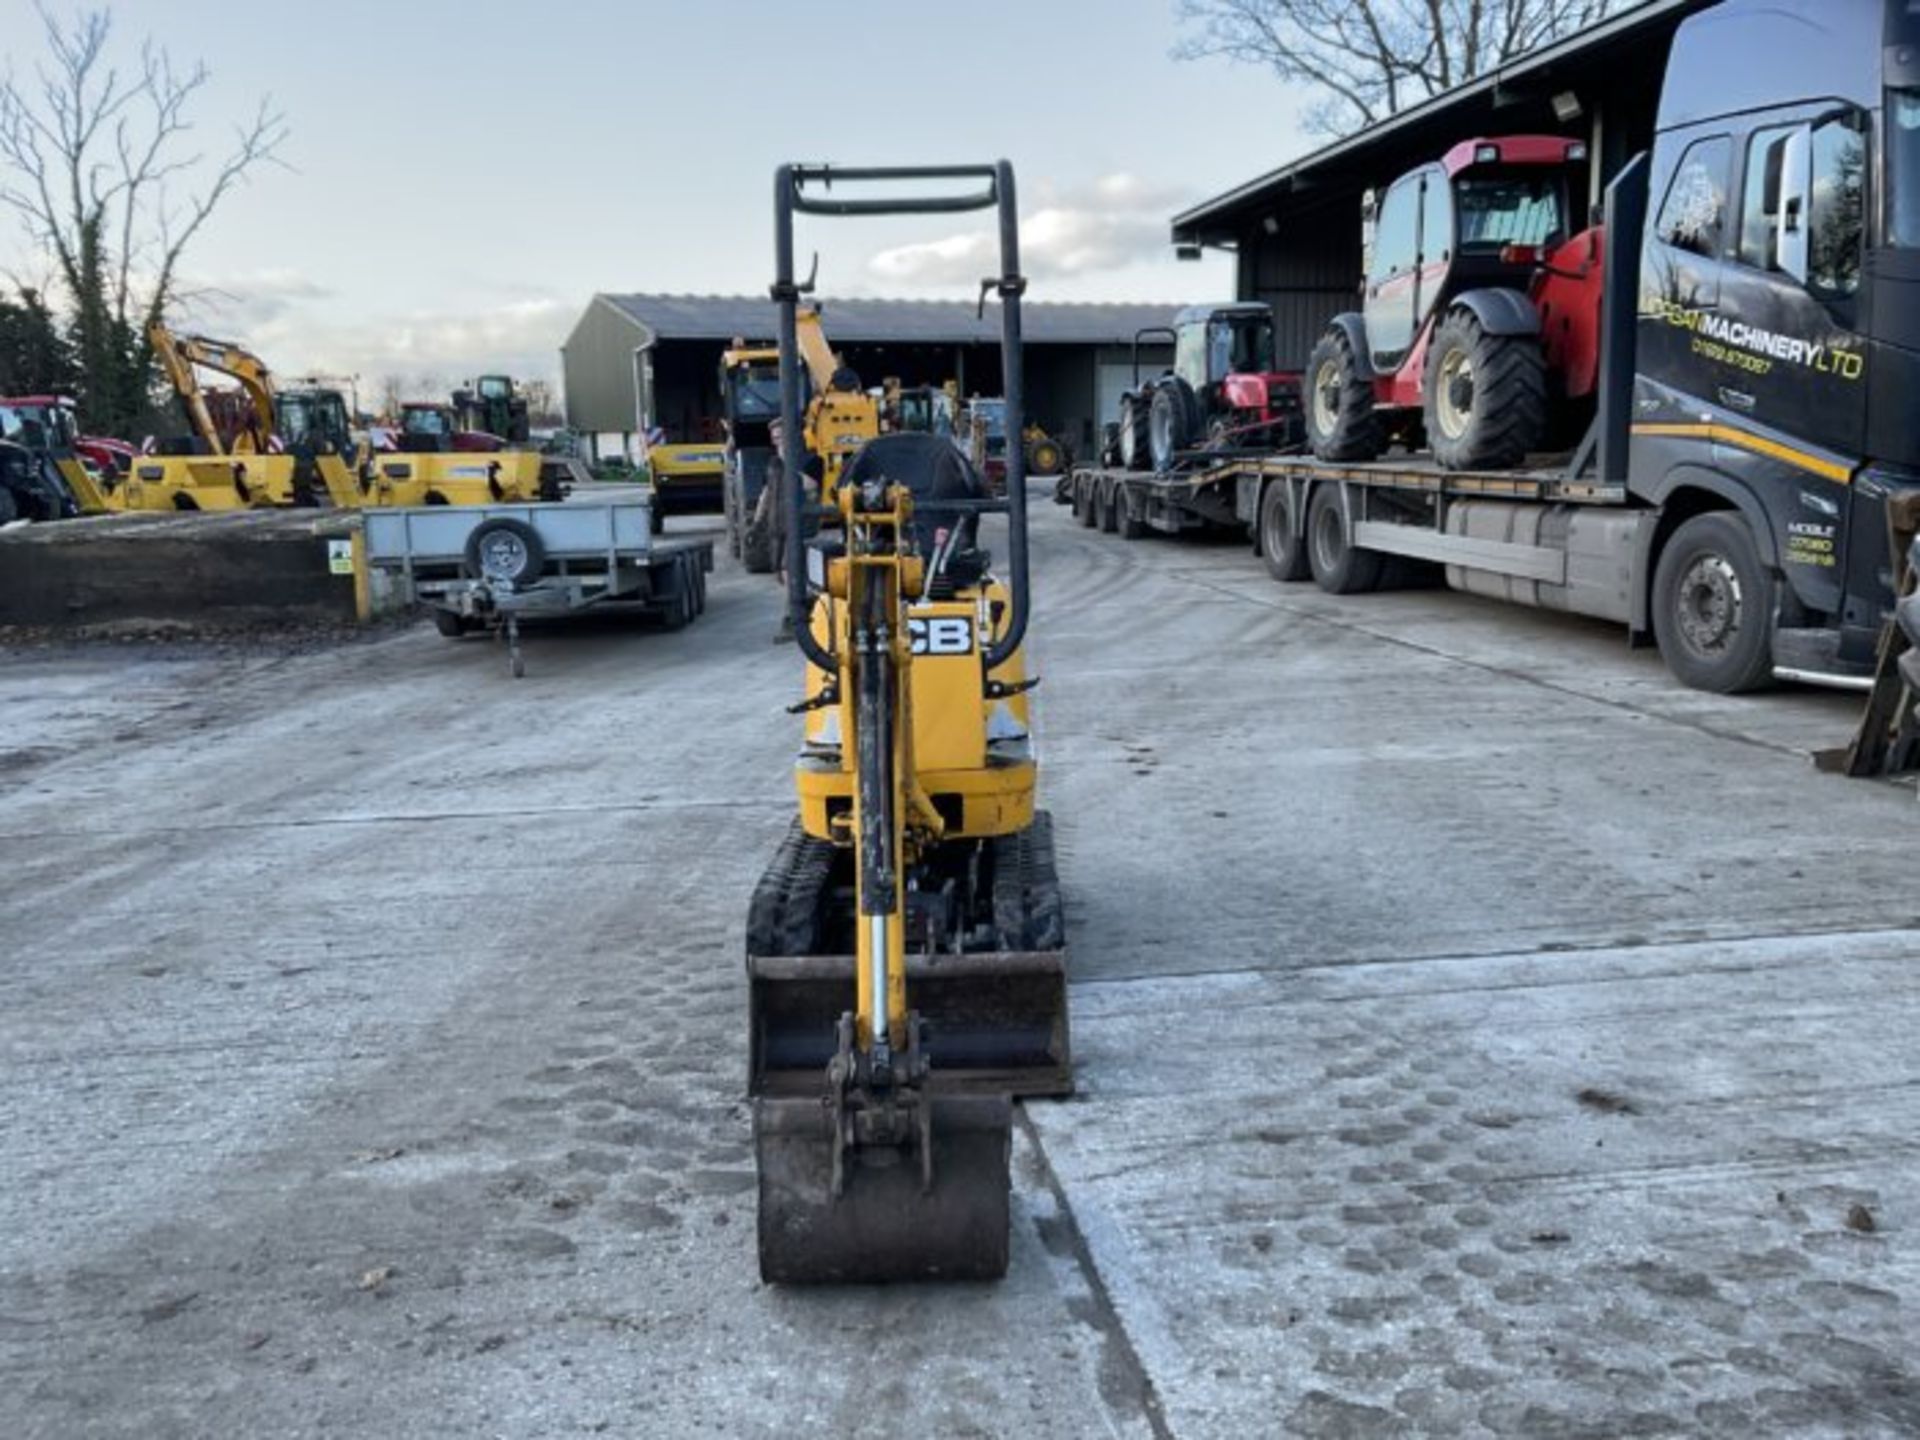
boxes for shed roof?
[588,294,1194,348]
[1171,0,1712,243]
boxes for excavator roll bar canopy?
[772,161,1031,675]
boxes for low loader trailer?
[1071,0,1920,696]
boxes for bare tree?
[0,5,287,434]
[1174,0,1618,137]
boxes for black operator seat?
[837,431,988,555]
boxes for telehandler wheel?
[1305,327,1384,463]
[1651,512,1776,693]
[1306,483,1384,594]
[463,517,545,587]
[1117,394,1151,472]
[1422,308,1546,471]
[1259,480,1311,582]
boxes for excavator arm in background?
[147,324,279,455]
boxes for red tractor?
[1305,135,1604,471]
[1117,303,1304,472]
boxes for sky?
[0,0,1316,397]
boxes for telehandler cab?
[747,161,1069,1284]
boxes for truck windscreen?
[1890,90,1920,248]
[1456,176,1563,250]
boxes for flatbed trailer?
[363,496,713,676]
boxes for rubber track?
[991,810,1065,952]
[745,818,835,959]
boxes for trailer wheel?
[1118,394,1151,472]
[1307,484,1383,594]
[1076,477,1097,528]
[431,609,474,639]
[1305,328,1384,463]
[1148,385,1190,473]
[1259,481,1310,582]
[1099,481,1120,534]
[1422,309,1545,471]
[657,557,696,629]
[1651,512,1775,693]
[463,517,545,588]
[1119,490,1146,540]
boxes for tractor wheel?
[1422,309,1546,471]
[1117,395,1152,472]
[1306,483,1384,595]
[1651,512,1776,693]
[1258,481,1311,583]
[1027,435,1065,476]
[1305,328,1384,462]
[1148,385,1190,473]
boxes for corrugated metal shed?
[596,294,1190,347]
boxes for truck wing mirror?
[1776,124,1811,284]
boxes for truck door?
[1726,107,1870,620]
[1364,175,1421,370]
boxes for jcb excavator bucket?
[749,950,1071,1099]
[754,1092,1012,1283]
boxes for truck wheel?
[1148,385,1190,473]
[1259,481,1311,582]
[1100,482,1120,534]
[1119,491,1146,540]
[1118,395,1151,472]
[1652,512,1776,693]
[1423,309,1545,471]
[1306,483,1383,594]
[1306,328,1384,463]
[463,517,545,587]
[1076,477,1097,528]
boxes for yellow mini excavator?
[748,161,1069,1284]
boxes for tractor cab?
[275,389,353,454]
[1172,303,1280,394]
[1119,303,1304,472]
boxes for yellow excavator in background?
[137,325,360,510]
[748,161,1068,1284]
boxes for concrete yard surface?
[2,506,1916,1438]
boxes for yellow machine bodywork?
[362,449,546,507]
[797,576,1035,846]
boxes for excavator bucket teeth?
[754,1093,1012,1284]
[750,950,1071,1099]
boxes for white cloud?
[866,172,1193,290]
[187,277,570,392]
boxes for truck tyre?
[1306,483,1383,595]
[1306,328,1384,463]
[1100,481,1120,534]
[1651,512,1776,693]
[1148,384,1190,473]
[463,517,545,588]
[1076,476,1097,527]
[1119,490,1146,540]
[1259,481,1311,582]
[1422,309,1545,471]
[1118,394,1151,472]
